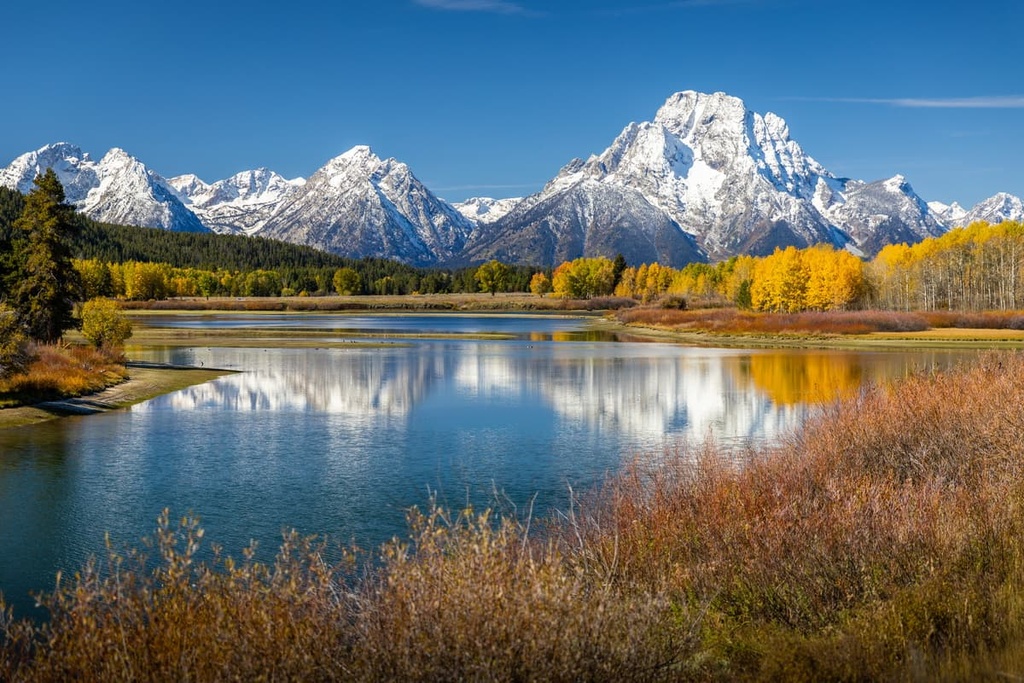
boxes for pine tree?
[12,169,82,343]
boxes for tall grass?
[617,307,1024,335]
[617,307,936,335]
[0,344,127,406]
[5,354,1024,679]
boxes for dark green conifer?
[11,169,82,342]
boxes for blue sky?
[3,0,1022,207]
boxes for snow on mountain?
[469,91,947,266]
[822,175,945,255]
[462,178,705,267]
[168,168,304,235]
[259,146,476,265]
[928,200,967,227]
[453,197,521,224]
[166,173,210,200]
[7,100,1018,268]
[0,142,100,204]
[0,143,207,232]
[959,192,1024,227]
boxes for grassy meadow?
[2,351,1024,680]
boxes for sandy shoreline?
[0,365,231,430]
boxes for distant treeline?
[7,186,1024,310]
[616,221,1024,313]
[0,187,538,298]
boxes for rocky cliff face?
[168,168,305,235]
[5,94,1022,267]
[259,146,476,266]
[466,91,949,266]
[0,143,207,232]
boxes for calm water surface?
[0,314,977,617]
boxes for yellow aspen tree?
[870,243,914,310]
[633,264,650,301]
[614,266,637,298]
[751,247,808,312]
[551,261,574,298]
[529,272,552,296]
[804,245,865,311]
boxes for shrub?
[0,304,32,379]
[0,344,127,403]
[79,298,133,348]
[657,294,687,310]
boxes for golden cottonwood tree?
[803,245,865,311]
[751,246,808,312]
[551,257,615,299]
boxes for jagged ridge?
[3,92,1023,267]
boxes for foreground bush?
[0,344,127,405]
[5,353,1024,680]
[0,508,688,682]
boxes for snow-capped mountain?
[461,178,706,267]
[467,91,948,265]
[928,193,1024,230]
[823,175,945,256]
[259,146,476,266]
[958,192,1024,227]
[453,197,521,224]
[928,200,968,227]
[5,97,1022,268]
[168,168,305,235]
[0,143,207,232]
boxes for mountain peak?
[956,192,1024,226]
[98,147,145,173]
[262,148,475,266]
[337,145,378,162]
[39,141,87,160]
[884,174,909,193]
[453,196,522,224]
[656,90,737,116]
[0,142,206,232]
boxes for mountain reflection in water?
[134,342,966,449]
[0,321,974,620]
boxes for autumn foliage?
[576,220,1024,315]
[0,344,127,405]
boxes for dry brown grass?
[617,307,933,335]
[569,352,1024,679]
[0,344,128,406]
[618,307,1024,338]
[6,354,1024,679]
[0,507,689,682]
[922,310,1024,330]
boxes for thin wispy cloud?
[412,0,534,15]
[794,96,1024,109]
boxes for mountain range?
[3,91,1022,267]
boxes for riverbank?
[121,292,631,313]
[603,318,1024,349]
[4,353,1024,680]
[0,364,231,429]
[607,307,1024,349]
[125,298,1024,349]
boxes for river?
[0,313,976,618]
